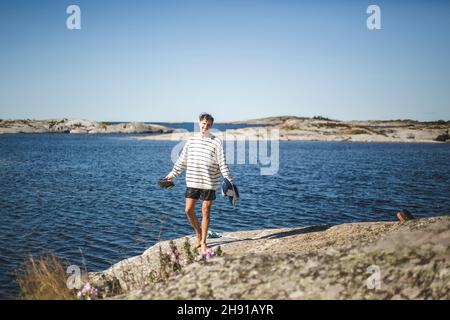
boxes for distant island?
[0,118,173,134]
[132,116,450,143]
[2,116,450,143]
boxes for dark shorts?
[185,187,216,201]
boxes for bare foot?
[201,243,208,255]
[192,238,201,250]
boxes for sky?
[0,0,449,122]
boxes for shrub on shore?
[16,253,74,300]
[434,130,449,142]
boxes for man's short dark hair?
[199,112,214,123]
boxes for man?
[164,113,234,254]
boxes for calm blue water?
[1,129,450,299]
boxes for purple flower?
[76,282,99,300]
[201,248,214,259]
[83,282,91,291]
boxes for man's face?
[199,118,213,134]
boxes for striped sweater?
[167,133,233,190]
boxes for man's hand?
[159,177,175,189]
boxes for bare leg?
[185,198,201,249]
[201,200,213,254]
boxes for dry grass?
[16,253,76,300]
[313,122,351,129]
[280,125,300,131]
[340,129,369,135]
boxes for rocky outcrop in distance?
[0,118,174,134]
[133,116,450,143]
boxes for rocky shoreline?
[131,116,450,143]
[89,215,450,299]
[3,116,449,143]
[0,118,173,134]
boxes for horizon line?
[1,116,450,123]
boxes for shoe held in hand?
[158,178,175,190]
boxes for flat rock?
[89,216,450,299]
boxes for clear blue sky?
[1,0,449,122]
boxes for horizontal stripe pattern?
[167,134,233,190]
